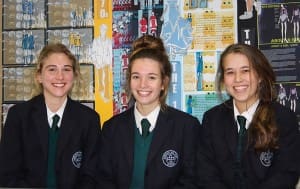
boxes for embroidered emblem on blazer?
[162,150,179,168]
[260,150,273,167]
[72,151,82,168]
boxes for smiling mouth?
[234,86,247,91]
[53,83,65,87]
[138,90,151,96]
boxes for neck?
[45,96,67,112]
[136,103,159,116]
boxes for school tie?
[47,114,60,188]
[141,118,151,138]
[235,115,247,189]
[236,115,246,163]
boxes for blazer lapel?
[56,98,75,157]
[147,110,171,164]
[224,102,239,156]
[120,108,135,167]
[32,95,49,159]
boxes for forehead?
[131,58,161,73]
[223,53,250,68]
[43,52,72,66]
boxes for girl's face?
[222,53,260,112]
[130,58,164,114]
[37,53,75,102]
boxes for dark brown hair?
[126,35,172,111]
[216,43,279,151]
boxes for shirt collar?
[46,98,68,128]
[233,99,259,130]
[134,103,160,134]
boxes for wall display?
[47,0,93,28]
[70,64,95,101]
[2,66,36,101]
[2,0,299,128]
[257,1,300,121]
[2,0,45,29]
[2,30,45,65]
[1,0,96,131]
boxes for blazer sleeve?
[173,116,201,189]
[196,111,229,189]
[257,107,300,189]
[97,120,117,189]
[78,111,101,189]
[0,106,27,187]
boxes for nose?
[234,72,242,82]
[55,70,64,80]
[140,77,148,87]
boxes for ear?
[162,76,170,90]
[36,73,42,83]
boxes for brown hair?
[126,35,172,111]
[34,43,81,95]
[216,43,279,151]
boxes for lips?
[234,85,247,92]
[137,90,151,96]
[53,83,65,87]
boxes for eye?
[131,75,139,79]
[241,68,250,73]
[149,76,157,80]
[47,67,57,72]
[63,67,73,72]
[224,70,233,75]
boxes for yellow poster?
[93,0,113,125]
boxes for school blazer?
[98,106,201,189]
[0,94,101,189]
[197,100,300,189]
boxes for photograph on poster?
[184,92,227,123]
[276,83,300,115]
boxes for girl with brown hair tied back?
[98,35,201,188]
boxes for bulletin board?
[1,0,300,136]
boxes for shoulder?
[67,98,100,119]
[8,95,44,114]
[203,100,232,118]
[103,107,133,126]
[164,106,201,126]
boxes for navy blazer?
[97,106,201,189]
[0,94,101,189]
[197,100,300,189]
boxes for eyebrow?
[45,65,73,68]
[131,72,159,76]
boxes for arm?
[97,121,117,189]
[78,112,101,189]
[0,106,26,187]
[258,108,300,189]
[173,117,201,189]
[196,112,229,189]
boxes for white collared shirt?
[233,99,259,131]
[134,103,160,135]
[46,98,68,128]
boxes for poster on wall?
[257,1,300,119]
